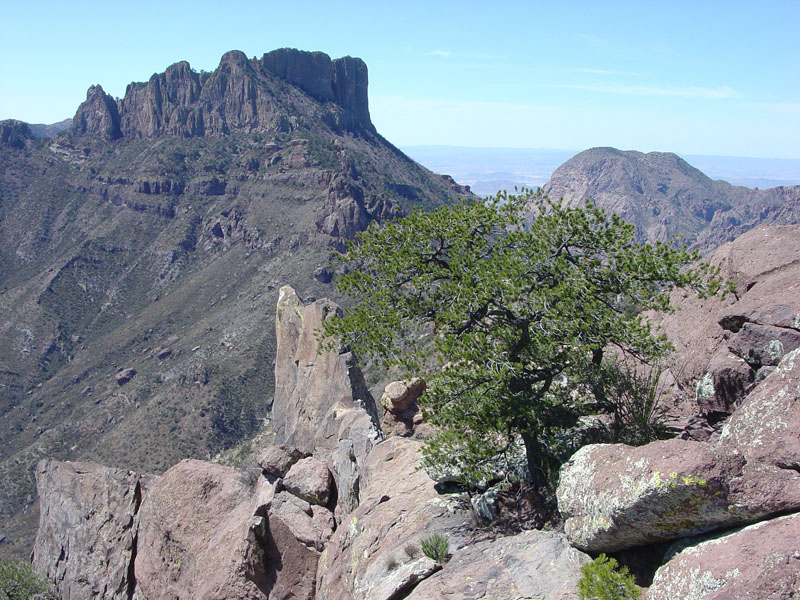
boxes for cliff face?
[541,147,800,253]
[71,49,375,141]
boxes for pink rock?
[283,456,333,506]
[648,512,800,600]
[557,438,800,552]
[256,444,306,478]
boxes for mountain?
[0,48,469,559]
[541,147,800,253]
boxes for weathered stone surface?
[653,224,800,419]
[272,285,382,518]
[134,458,316,600]
[719,347,800,469]
[729,322,800,367]
[407,529,590,600]
[647,512,800,600]
[267,491,334,551]
[256,444,306,478]
[316,437,474,600]
[283,456,332,506]
[32,460,145,600]
[557,438,800,552]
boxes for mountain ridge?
[541,146,800,253]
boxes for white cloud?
[552,84,741,99]
[428,50,452,58]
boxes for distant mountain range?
[403,146,800,194]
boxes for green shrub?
[0,560,53,600]
[420,533,449,564]
[578,554,641,600]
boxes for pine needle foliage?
[323,189,726,488]
[578,554,641,600]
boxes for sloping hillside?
[0,48,468,558]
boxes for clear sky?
[1,0,797,158]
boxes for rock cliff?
[71,48,375,141]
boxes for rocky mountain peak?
[541,146,800,252]
[69,48,375,141]
[0,119,34,148]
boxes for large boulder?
[557,438,800,552]
[647,512,800,600]
[282,456,333,506]
[406,529,590,600]
[134,458,317,600]
[32,460,146,600]
[315,437,474,600]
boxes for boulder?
[380,379,426,437]
[381,379,426,414]
[728,322,800,367]
[315,437,474,600]
[32,460,146,600]
[557,438,800,552]
[267,491,334,551]
[647,512,800,600]
[134,458,317,600]
[407,529,591,600]
[256,444,306,478]
[719,347,800,469]
[283,456,333,506]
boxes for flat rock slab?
[647,512,800,600]
[407,529,590,600]
[557,438,800,552]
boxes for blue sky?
[1,0,797,157]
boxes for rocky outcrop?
[406,529,590,600]
[0,119,34,148]
[70,85,121,140]
[316,437,474,600]
[647,512,800,600]
[31,460,145,600]
[272,285,382,515]
[654,224,800,421]
[71,48,374,141]
[541,147,800,253]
